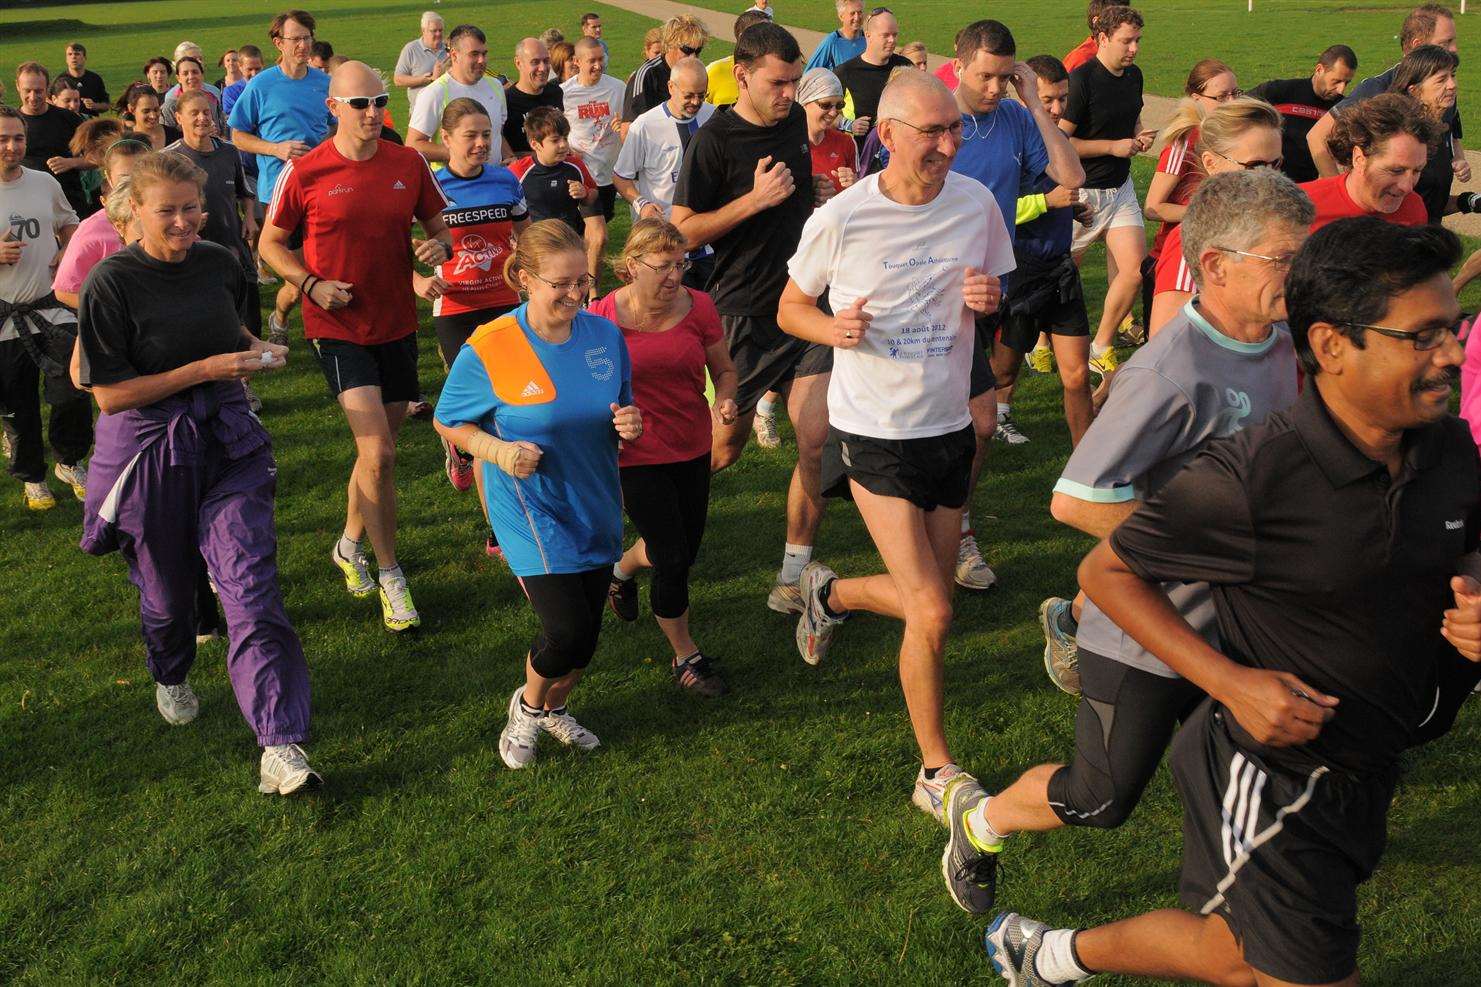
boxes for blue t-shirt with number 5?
[434,304,633,577]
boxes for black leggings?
[434,304,516,369]
[1046,647,1203,830]
[619,453,711,619]
[519,567,609,679]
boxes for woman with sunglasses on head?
[799,68,858,195]
[1149,98,1284,334]
[592,219,737,698]
[434,220,642,768]
[119,84,181,151]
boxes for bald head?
[515,37,552,90]
[329,59,384,97]
[877,69,952,123]
[671,56,707,91]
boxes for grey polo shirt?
[395,38,449,114]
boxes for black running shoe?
[607,576,638,622]
[673,652,727,697]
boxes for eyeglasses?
[1346,318,1464,352]
[1214,246,1297,270]
[1196,87,1244,102]
[633,257,692,277]
[278,33,315,46]
[1210,148,1282,171]
[679,44,704,57]
[888,117,965,141]
[329,93,390,110]
[530,272,597,294]
[812,100,846,112]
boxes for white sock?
[961,511,972,535]
[377,564,403,585]
[1034,929,1091,983]
[965,796,1007,849]
[337,534,362,559]
[1090,341,1109,359]
[757,395,777,417]
[997,402,1010,419]
[613,561,632,581]
[780,543,811,583]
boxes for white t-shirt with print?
[409,74,509,147]
[0,167,78,341]
[787,171,1015,439]
[561,74,626,185]
[612,101,715,218]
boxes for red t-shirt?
[934,60,959,91]
[1149,130,1203,260]
[1153,223,1195,297]
[1299,174,1428,232]
[269,139,449,344]
[811,128,859,195]
[589,288,723,468]
[1063,37,1098,73]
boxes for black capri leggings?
[619,453,711,619]
[434,304,517,369]
[519,567,610,679]
[1045,646,1203,830]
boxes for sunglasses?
[1211,148,1282,171]
[812,100,846,112]
[679,44,704,57]
[329,93,390,110]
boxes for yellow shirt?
[706,56,738,107]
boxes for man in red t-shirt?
[1301,92,1433,230]
[260,61,451,633]
[1063,0,1116,72]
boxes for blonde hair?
[503,219,587,294]
[661,14,708,50]
[1157,97,1279,176]
[613,218,687,283]
[128,150,207,203]
[105,178,135,233]
[900,41,928,63]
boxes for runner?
[433,220,642,770]
[1384,45,1461,223]
[428,97,529,525]
[1147,98,1284,333]
[1303,92,1434,230]
[624,15,710,125]
[258,60,453,633]
[48,78,83,117]
[939,169,1311,919]
[62,42,110,117]
[508,107,603,298]
[579,12,610,62]
[592,218,738,698]
[0,104,87,511]
[15,63,89,219]
[119,84,181,151]
[407,24,512,166]
[670,22,830,616]
[144,57,173,98]
[504,38,565,157]
[979,215,1481,987]
[805,0,866,72]
[799,69,857,195]
[1249,44,1357,183]
[217,48,244,91]
[1061,5,1155,383]
[75,150,320,797]
[705,11,770,109]
[780,70,1013,820]
[561,37,626,262]
[161,56,229,135]
[834,8,912,144]
[392,10,448,117]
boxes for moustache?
[1412,367,1459,394]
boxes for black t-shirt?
[20,106,89,216]
[1415,127,1456,224]
[622,55,671,122]
[164,138,251,267]
[78,242,249,386]
[834,53,914,128]
[1248,77,1343,184]
[672,102,813,317]
[66,68,109,115]
[1110,384,1481,774]
[502,83,564,154]
[1064,58,1143,189]
[513,158,591,235]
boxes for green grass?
[3,2,1481,983]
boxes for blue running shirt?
[227,65,332,204]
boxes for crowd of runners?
[4,2,1481,982]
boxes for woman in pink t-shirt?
[590,218,738,698]
[52,137,151,309]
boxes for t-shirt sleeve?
[226,81,257,133]
[613,122,642,180]
[413,153,451,221]
[694,291,723,346]
[233,152,248,197]
[1063,68,1090,129]
[1109,437,1258,586]
[1054,367,1194,503]
[395,42,415,77]
[409,82,440,136]
[267,160,306,231]
[1156,136,1183,175]
[978,191,1017,279]
[671,130,721,212]
[621,73,639,122]
[52,232,101,294]
[77,263,139,386]
[433,345,498,428]
[785,202,840,298]
[1020,108,1050,183]
[572,157,598,194]
[49,180,78,232]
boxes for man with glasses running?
[259,61,453,633]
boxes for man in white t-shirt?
[612,57,714,288]
[407,23,512,164]
[778,72,1013,821]
[561,38,626,223]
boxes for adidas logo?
[520,380,544,397]
[392,179,406,190]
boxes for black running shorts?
[312,334,420,404]
[820,423,974,511]
[722,313,833,414]
[969,311,999,397]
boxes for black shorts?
[1171,702,1395,985]
[820,423,974,511]
[969,312,999,397]
[1000,268,1090,353]
[433,304,516,368]
[311,335,420,403]
[580,183,618,223]
[722,313,832,414]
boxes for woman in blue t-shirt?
[434,220,642,771]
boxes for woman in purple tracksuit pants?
[74,151,320,795]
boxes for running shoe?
[955,533,998,591]
[408,396,435,420]
[442,436,474,492]
[1025,345,1054,375]
[767,577,804,615]
[607,576,638,622]
[258,743,324,795]
[257,263,280,286]
[1088,346,1121,379]
[379,573,421,632]
[1114,313,1146,348]
[795,560,842,666]
[753,406,782,449]
[912,761,962,823]
[942,775,1003,914]
[196,599,224,645]
[156,681,200,725]
[331,541,376,598]
[1038,597,1080,695]
[994,414,1029,445]
[54,461,87,501]
[267,313,290,347]
[499,686,542,769]
[984,913,1063,987]
[673,652,727,697]
[486,537,506,563]
[1,419,15,462]
[23,481,55,511]
[540,706,601,751]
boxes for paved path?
[601,0,1481,235]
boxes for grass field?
[2,1,1481,983]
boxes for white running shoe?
[795,560,843,666]
[955,534,998,591]
[499,686,543,769]
[23,481,55,511]
[993,415,1029,445]
[54,461,87,500]
[912,761,963,825]
[378,573,421,632]
[766,577,804,615]
[267,313,290,347]
[331,541,375,598]
[752,406,781,449]
[156,681,200,726]
[258,743,323,795]
[541,707,601,751]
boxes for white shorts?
[1071,177,1144,255]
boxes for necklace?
[624,287,674,332]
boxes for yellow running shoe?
[1025,344,1054,374]
[331,541,376,598]
[23,481,55,511]
[1089,346,1122,378]
[378,572,421,632]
